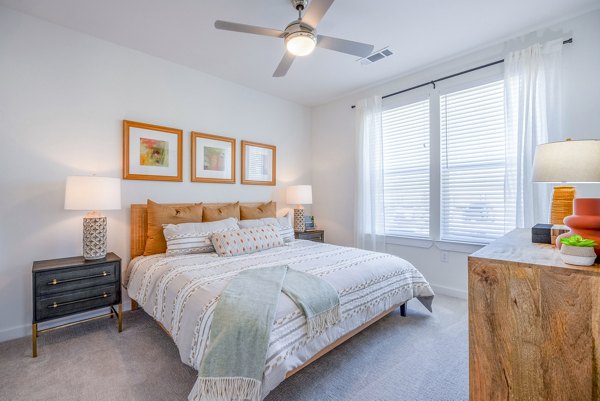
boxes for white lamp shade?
[532,140,600,183]
[64,176,122,211]
[286,185,313,205]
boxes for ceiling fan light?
[285,31,316,56]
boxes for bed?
[124,203,434,400]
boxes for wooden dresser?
[469,229,600,401]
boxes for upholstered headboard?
[130,202,276,259]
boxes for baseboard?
[429,284,468,300]
[0,299,133,343]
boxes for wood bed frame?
[127,202,407,378]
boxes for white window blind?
[382,99,430,238]
[440,80,513,243]
[244,146,273,182]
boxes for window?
[440,80,512,243]
[382,99,430,238]
[380,76,514,245]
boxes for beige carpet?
[0,294,467,401]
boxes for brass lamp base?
[550,185,576,225]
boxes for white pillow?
[163,218,238,256]
[238,214,294,243]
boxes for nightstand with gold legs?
[31,253,122,357]
[31,303,122,357]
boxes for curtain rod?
[350,38,573,109]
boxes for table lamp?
[286,185,312,232]
[532,139,600,256]
[64,176,122,260]
[533,139,600,224]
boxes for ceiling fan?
[214,0,375,77]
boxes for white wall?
[0,7,312,341]
[311,10,600,299]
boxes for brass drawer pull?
[47,271,111,286]
[47,292,110,309]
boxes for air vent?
[359,47,394,65]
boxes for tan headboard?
[130,202,276,259]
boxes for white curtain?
[504,39,563,228]
[354,96,385,251]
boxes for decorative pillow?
[202,202,240,222]
[144,200,203,256]
[238,214,294,243]
[163,218,239,256]
[211,226,284,257]
[240,201,276,220]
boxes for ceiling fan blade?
[273,52,296,77]
[317,35,374,57]
[302,0,335,28]
[214,20,285,38]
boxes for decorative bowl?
[559,244,597,266]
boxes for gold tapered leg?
[131,299,138,311]
[118,303,122,333]
[32,324,37,358]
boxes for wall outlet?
[440,251,449,263]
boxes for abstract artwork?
[140,138,169,167]
[203,146,225,171]
[123,120,182,181]
[192,132,235,184]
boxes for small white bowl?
[559,244,597,266]
[560,253,597,266]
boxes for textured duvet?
[125,240,435,400]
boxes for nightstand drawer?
[36,283,119,321]
[36,262,118,296]
[295,230,324,242]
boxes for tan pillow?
[144,200,203,256]
[240,201,276,220]
[202,202,240,222]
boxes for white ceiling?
[1,0,599,105]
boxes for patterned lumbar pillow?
[163,218,238,256]
[211,226,284,257]
[237,214,294,243]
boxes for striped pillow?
[211,226,284,257]
[162,218,238,256]
[237,214,294,243]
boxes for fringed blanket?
[195,265,341,401]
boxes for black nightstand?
[295,229,325,243]
[31,253,122,357]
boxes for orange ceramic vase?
[557,198,600,258]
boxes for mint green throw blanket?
[196,265,341,401]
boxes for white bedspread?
[125,240,434,400]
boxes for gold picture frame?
[123,120,183,182]
[191,132,236,184]
[241,140,276,186]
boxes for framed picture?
[123,120,182,181]
[191,132,236,184]
[241,140,276,186]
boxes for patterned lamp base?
[83,216,107,260]
[293,208,305,232]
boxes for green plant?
[559,235,598,247]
